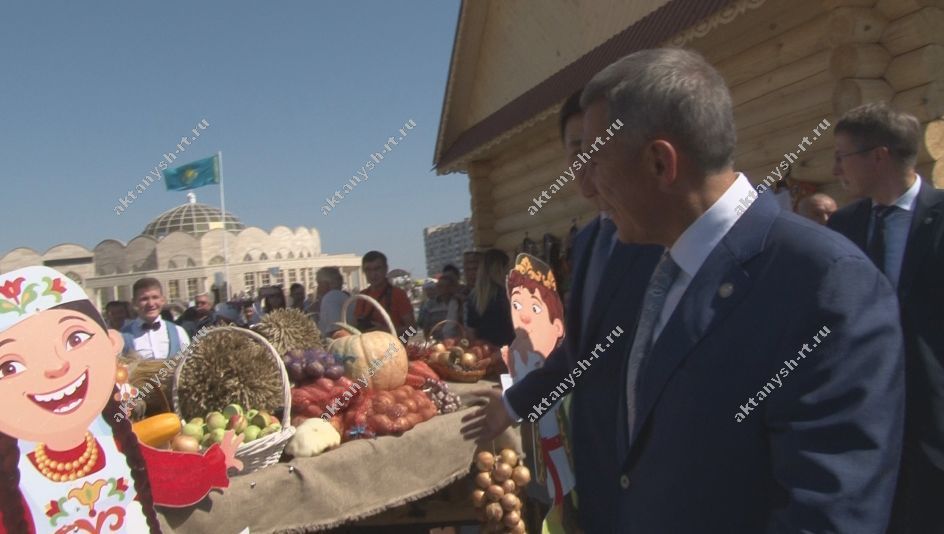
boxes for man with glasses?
[828,102,944,534]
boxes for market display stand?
[158,382,522,534]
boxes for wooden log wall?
[466,0,944,253]
[827,0,944,185]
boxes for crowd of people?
[455,48,943,534]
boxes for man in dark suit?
[827,102,944,534]
[461,92,661,532]
[575,48,902,532]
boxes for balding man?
[575,48,901,532]
[797,193,838,225]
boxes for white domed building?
[0,197,364,308]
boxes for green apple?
[243,425,262,442]
[245,409,259,421]
[208,428,226,444]
[206,412,227,432]
[222,404,244,418]
[260,423,282,437]
[250,411,271,429]
[189,417,205,427]
[182,423,204,441]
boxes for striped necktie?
[625,251,681,441]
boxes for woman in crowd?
[465,248,514,347]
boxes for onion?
[499,449,518,467]
[475,471,492,490]
[485,502,504,521]
[493,461,513,482]
[501,479,516,495]
[485,484,504,502]
[503,511,521,528]
[500,493,520,512]
[512,465,531,486]
[475,451,495,472]
[471,489,486,507]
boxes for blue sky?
[0,1,466,277]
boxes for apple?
[250,411,271,429]
[223,404,244,418]
[189,417,205,427]
[206,412,227,431]
[245,409,259,422]
[228,414,248,433]
[171,434,201,453]
[243,425,262,442]
[260,423,282,437]
[181,423,204,441]
[206,428,225,445]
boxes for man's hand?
[460,387,514,443]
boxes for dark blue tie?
[868,205,897,273]
[582,218,616,326]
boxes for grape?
[325,365,345,380]
[287,361,305,383]
[304,360,325,379]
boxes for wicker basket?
[425,320,488,383]
[172,326,296,475]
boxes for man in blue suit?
[827,102,944,534]
[461,92,661,532]
[568,47,904,533]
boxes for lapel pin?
[718,282,734,298]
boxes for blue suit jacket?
[506,216,662,532]
[828,181,944,533]
[610,193,905,533]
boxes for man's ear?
[648,140,678,191]
[107,328,125,355]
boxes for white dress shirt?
[126,318,191,360]
[653,173,756,340]
[318,289,356,335]
[867,175,921,289]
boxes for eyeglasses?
[834,147,878,164]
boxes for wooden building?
[434,0,944,253]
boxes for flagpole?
[217,151,230,301]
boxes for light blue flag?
[163,154,220,191]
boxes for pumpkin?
[132,413,182,448]
[327,293,408,390]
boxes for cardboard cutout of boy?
[502,254,576,533]
[0,266,242,534]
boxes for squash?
[132,413,183,448]
[327,293,408,390]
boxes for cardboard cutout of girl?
[503,254,577,533]
[0,266,242,534]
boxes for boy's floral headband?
[512,255,557,292]
[0,266,88,333]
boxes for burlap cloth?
[157,381,521,533]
